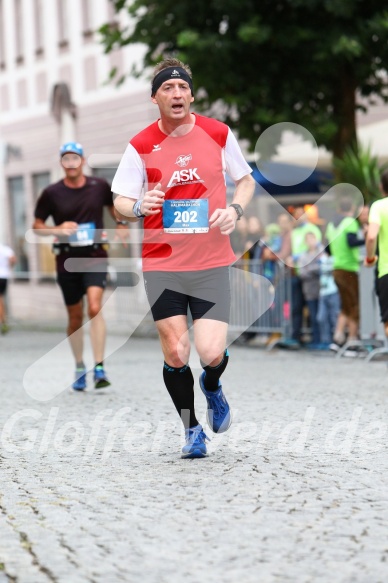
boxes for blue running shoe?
[94,365,111,389]
[181,425,209,459]
[199,372,232,433]
[72,367,87,391]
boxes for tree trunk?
[332,65,357,160]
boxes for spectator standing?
[356,204,370,261]
[282,206,322,348]
[230,214,248,258]
[298,232,323,347]
[275,213,293,264]
[261,223,282,282]
[244,216,264,264]
[326,195,365,354]
[317,251,340,348]
[0,243,16,334]
[260,213,293,345]
[238,216,264,344]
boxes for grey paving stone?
[0,330,388,582]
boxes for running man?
[365,170,388,341]
[33,142,129,390]
[112,58,255,458]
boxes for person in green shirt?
[283,206,322,348]
[326,195,366,352]
[365,170,388,340]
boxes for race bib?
[163,199,209,234]
[68,222,96,247]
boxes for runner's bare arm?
[113,196,140,223]
[32,218,78,236]
[364,222,379,266]
[114,183,165,220]
[230,173,256,210]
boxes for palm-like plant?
[332,143,388,204]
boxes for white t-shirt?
[0,245,15,278]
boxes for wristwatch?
[116,220,128,225]
[229,203,244,220]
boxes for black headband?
[151,66,194,96]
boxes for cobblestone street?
[1,329,387,582]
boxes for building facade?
[0,0,158,325]
[1,1,387,327]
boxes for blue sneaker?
[72,367,87,391]
[94,365,111,389]
[199,372,232,433]
[306,342,323,350]
[181,425,209,459]
[278,338,301,350]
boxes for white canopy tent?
[268,117,388,168]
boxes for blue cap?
[60,141,84,157]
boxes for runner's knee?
[88,302,102,319]
[197,342,226,366]
[68,312,83,330]
[164,343,190,368]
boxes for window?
[57,0,69,49]
[82,0,93,40]
[8,177,29,276]
[32,172,50,200]
[15,0,24,64]
[34,0,44,56]
[0,0,5,69]
[107,0,115,21]
[93,167,117,231]
[92,167,116,184]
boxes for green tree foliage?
[99,0,388,158]
[333,144,388,203]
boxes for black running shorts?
[377,273,388,323]
[143,267,231,322]
[0,278,7,296]
[57,262,108,306]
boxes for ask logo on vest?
[167,168,204,188]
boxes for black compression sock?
[201,349,229,392]
[163,362,199,429]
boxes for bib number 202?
[174,210,198,223]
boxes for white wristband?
[133,200,145,218]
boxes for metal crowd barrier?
[336,264,387,360]
[103,259,388,355]
[7,257,388,363]
[229,259,292,347]
[7,260,292,344]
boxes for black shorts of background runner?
[57,263,108,305]
[0,279,8,296]
[376,273,388,323]
[143,267,231,322]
